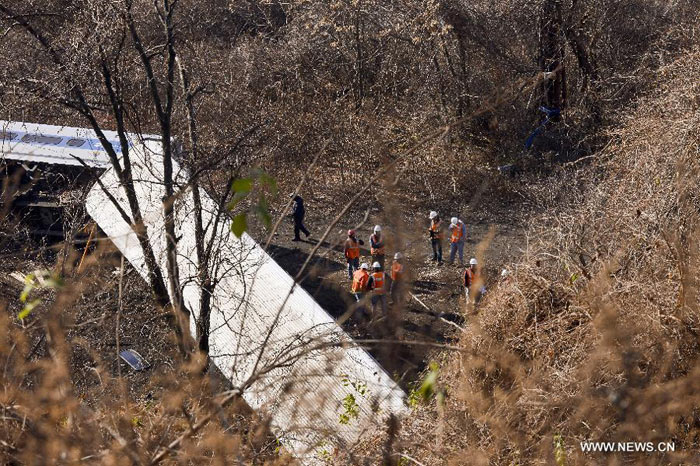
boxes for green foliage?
[231,213,247,237]
[18,271,64,320]
[406,387,421,408]
[231,178,253,194]
[317,441,333,463]
[227,169,277,238]
[338,376,369,425]
[553,434,567,466]
[421,361,441,402]
[407,361,445,408]
[341,375,368,396]
[338,394,359,425]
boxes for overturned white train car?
[0,120,121,239]
[1,120,406,461]
[1,120,119,168]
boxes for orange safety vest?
[371,271,386,294]
[352,270,370,292]
[429,220,443,240]
[370,234,385,255]
[390,261,404,281]
[464,268,479,288]
[345,237,360,260]
[450,222,464,243]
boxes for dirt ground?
[258,185,530,387]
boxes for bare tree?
[0,1,255,357]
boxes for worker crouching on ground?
[390,252,405,306]
[464,258,486,304]
[290,194,310,241]
[369,261,387,315]
[370,225,386,269]
[428,211,443,264]
[448,216,467,265]
[351,262,370,302]
[344,229,364,279]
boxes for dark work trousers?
[431,239,443,262]
[449,241,464,264]
[371,294,387,315]
[347,257,360,279]
[390,280,404,307]
[294,216,310,240]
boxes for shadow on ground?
[267,242,461,389]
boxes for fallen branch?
[410,292,466,332]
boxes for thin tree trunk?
[539,0,565,114]
[354,1,364,109]
[127,0,191,355]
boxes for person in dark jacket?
[291,194,310,241]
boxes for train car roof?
[0,120,155,168]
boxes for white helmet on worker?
[429,211,438,219]
[372,261,382,269]
[360,263,369,270]
[394,252,403,260]
[469,258,478,265]
[451,217,459,226]
[373,225,382,232]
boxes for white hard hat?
[451,217,459,225]
[360,263,369,270]
[501,268,509,277]
[394,252,403,260]
[429,211,438,219]
[373,225,382,232]
[469,258,478,265]
[372,261,381,269]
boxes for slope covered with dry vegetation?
[1,0,699,464]
[402,48,700,465]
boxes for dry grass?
[401,49,700,465]
[1,1,698,463]
[0,241,285,464]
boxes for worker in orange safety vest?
[428,211,443,264]
[344,229,364,279]
[369,261,387,315]
[389,252,406,306]
[351,262,370,302]
[448,217,467,265]
[369,225,386,269]
[463,258,485,304]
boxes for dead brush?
[0,238,284,464]
[400,49,700,465]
